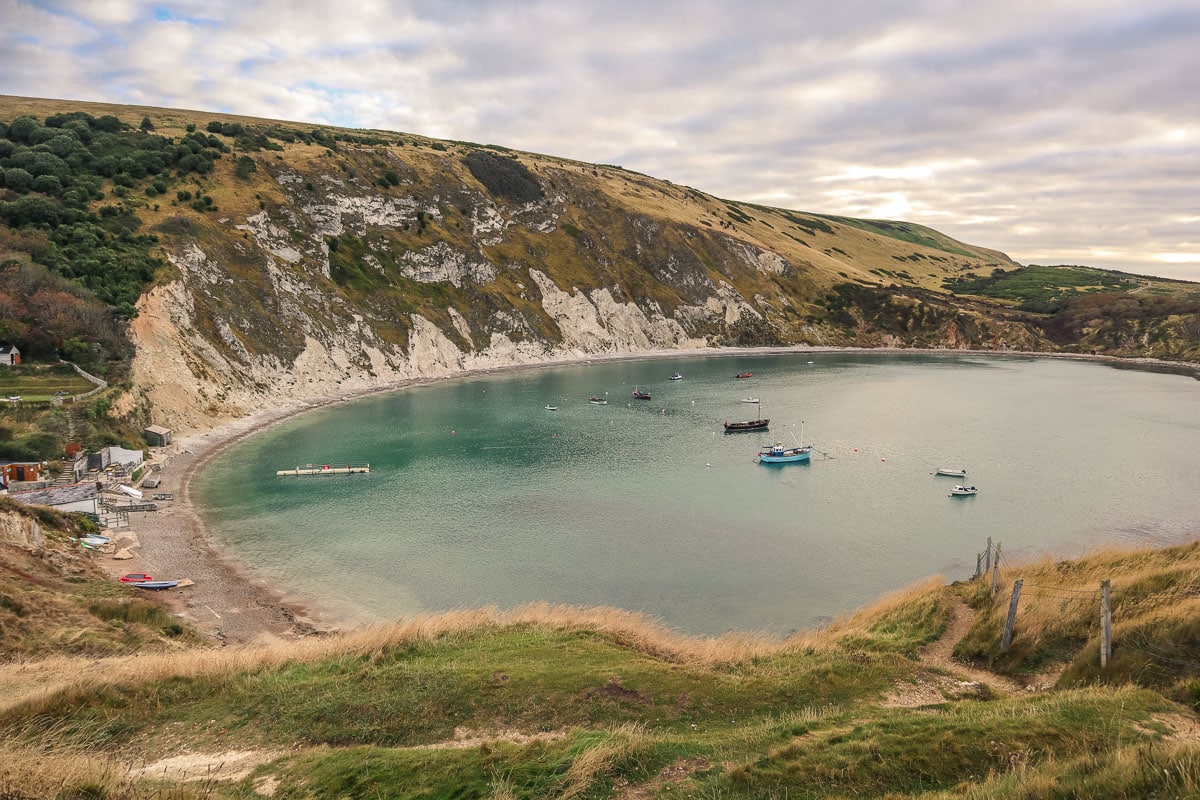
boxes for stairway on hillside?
[53,406,81,486]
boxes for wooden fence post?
[975,551,983,580]
[1001,579,1023,651]
[990,543,1002,597]
[1100,579,1112,668]
[985,536,993,573]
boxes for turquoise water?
[195,353,1200,636]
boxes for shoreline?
[113,345,1200,646]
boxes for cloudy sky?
[2,1,1198,281]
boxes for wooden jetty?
[276,463,370,476]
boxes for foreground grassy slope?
[1,543,1198,799]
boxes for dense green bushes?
[463,150,544,203]
[0,111,232,325]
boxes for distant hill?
[1,95,1198,436]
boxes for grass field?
[1,540,1198,799]
[0,363,97,401]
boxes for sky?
[2,1,1198,282]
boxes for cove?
[194,352,1200,636]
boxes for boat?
[949,485,978,496]
[669,372,684,380]
[544,404,558,411]
[725,418,770,432]
[757,441,813,464]
[726,399,768,432]
[82,535,109,546]
[588,396,608,405]
[632,387,652,400]
[131,580,179,590]
[735,372,753,379]
[934,467,967,477]
[276,464,370,476]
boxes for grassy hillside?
[3,95,1199,445]
[1,538,1198,798]
[0,499,202,658]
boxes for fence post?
[985,536,993,573]
[975,551,983,580]
[1100,579,1112,668]
[1001,579,1023,651]
[990,543,1002,597]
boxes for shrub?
[462,150,543,203]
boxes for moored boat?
[934,467,967,477]
[757,441,812,463]
[724,418,770,432]
[588,396,608,405]
[740,397,760,403]
[632,387,651,400]
[949,485,978,496]
[544,404,558,411]
[669,372,684,380]
[735,372,752,379]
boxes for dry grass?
[991,542,1200,643]
[557,723,651,800]
[1,584,952,720]
[789,575,949,651]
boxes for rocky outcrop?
[0,509,45,550]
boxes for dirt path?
[885,595,1026,707]
[919,596,1024,694]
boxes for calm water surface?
[195,353,1200,635]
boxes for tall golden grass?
[983,541,1200,645]
[556,723,651,800]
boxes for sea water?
[194,352,1200,636]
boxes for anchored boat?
[757,441,813,464]
[276,464,370,476]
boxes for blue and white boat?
[757,441,812,464]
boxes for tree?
[140,116,154,131]
[2,168,34,193]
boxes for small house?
[144,425,172,447]
[0,461,48,484]
[0,345,20,366]
[9,482,99,515]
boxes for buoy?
[854,448,858,452]
[451,430,456,435]
[881,457,886,462]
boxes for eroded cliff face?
[128,140,1029,433]
[0,509,44,550]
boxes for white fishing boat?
[740,398,760,403]
[948,485,978,497]
[934,467,967,477]
[544,404,559,411]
